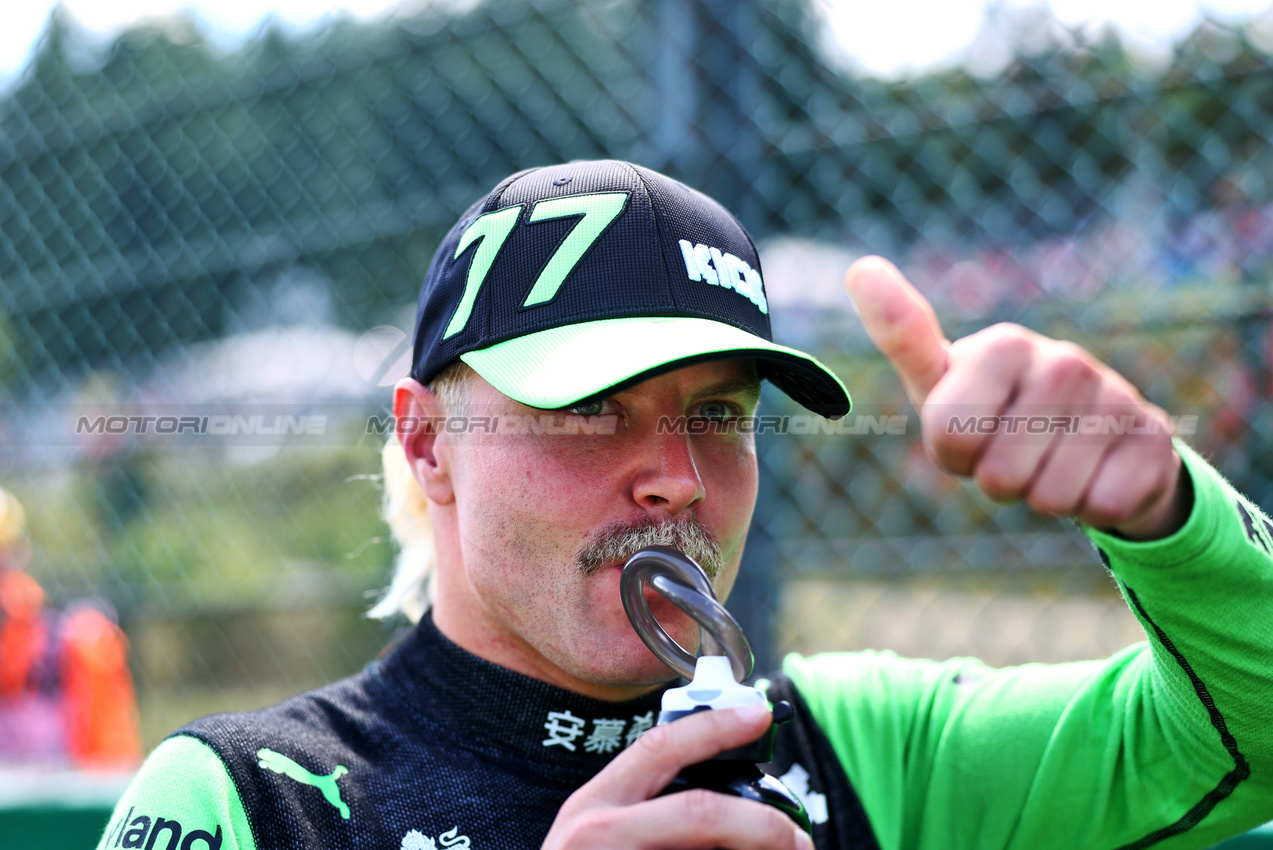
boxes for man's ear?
[394,378,454,506]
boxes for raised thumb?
[845,256,949,408]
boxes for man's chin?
[572,571,701,688]
[565,631,688,691]
[575,659,680,691]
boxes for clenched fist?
[845,256,1192,541]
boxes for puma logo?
[257,748,351,819]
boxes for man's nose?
[631,430,706,514]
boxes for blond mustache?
[576,516,723,578]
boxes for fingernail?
[735,702,770,722]
[795,828,814,850]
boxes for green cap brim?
[461,316,850,418]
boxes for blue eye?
[568,399,607,416]
[696,402,734,421]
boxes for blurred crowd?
[0,487,140,768]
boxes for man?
[99,160,1272,850]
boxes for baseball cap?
[410,160,850,418]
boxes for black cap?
[410,160,849,417]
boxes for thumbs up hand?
[844,257,1190,541]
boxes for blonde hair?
[369,362,474,622]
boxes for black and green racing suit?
[97,444,1273,850]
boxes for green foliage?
[7,0,1273,383]
[26,446,391,613]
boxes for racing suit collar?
[375,613,674,772]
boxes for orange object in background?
[0,570,46,701]
[59,605,143,767]
[0,489,141,769]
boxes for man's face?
[430,359,761,699]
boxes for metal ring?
[620,545,754,682]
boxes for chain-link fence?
[2,0,1272,760]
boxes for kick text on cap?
[678,239,769,314]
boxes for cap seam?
[488,166,540,209]
[628,162,683,313]
[630,163,770,337]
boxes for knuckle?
[1119,417,1173,459]
[1142,429,1175,459]
[1042,344,1097,389]
[950,322,1037,373]
[1027,486,1072,517]
[1082,485,1125,527]
[976,461,1023,501]
[988,321,1028,339]
[556,810,611,849]
[926,435,974,477]
[751,805,802,849]
[981,322,1033,355]
[554,793,584,821]
[632,721,677,761]
[930,441,976,478]
[923,411,978,468]
[676,788,725,829]
[1099,374,1146,410]
[919,405,946,436]
[748,808,800,849]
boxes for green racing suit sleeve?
[95,734,256,850]
[785,441,1273,850]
